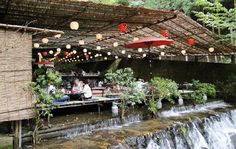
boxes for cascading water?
[121,110,236,149]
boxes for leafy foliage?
[217,75,236,101]
[187,80,216,104]
[105,68,145,118]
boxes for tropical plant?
[105,68,145,119]
[148,77,180,116]
[187,80,216,104]
[30,70,63,144]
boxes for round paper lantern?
[66,44,71,49]
[99,54,102,57]
[188,38,195,46]
[79,40,85,45]
[64,52,69,56]
[96,34,102,40]
[119,23,128,32]
[70,21,79,30]
[133,37,139,41]
[54,34,61,38]
[138,48,143,52]
[83,49,87,53]
[104,57,107,60]
[159,45,165,49]
[56,48,61,52]
[73,50,77,54]
[121,50,126,54]
[42,38,49,44]
[90,56,93,59]
[161,30,168,37]
[88,52,91,55]
[115,56,119,59]
[107,52,111,55]
[49,50,53,55]
[128,55,131,58]
[161,52,165,56]
[113,42,118,47]
[81,59,84,61]
[181,50,186,55]
[143,53,147,57]
[33,43,40,48]
[42,52,47,57]
[96,46,101,51]
[209,47,214,52]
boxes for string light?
[88,52,91,55]
[66,44,71,49]
[54,34,61,38]
[33,43,40,48]
[83,49,87,53]
[181,50,186,55]
[115,56,119,59]
[73,50,77,54]
[56,48,61,52]
[143,53,147,57]
[138,48,143,52]
[104,57,107,60]
[107,52,111,55]
[79,40,85,45]
[49,50,53,55]
[121,50,126,54]
[161,52,165,56]
[128,54,131,58]
[96,46,101,51]
[113,42,118,47]
[42,38,49,44]
[70,21,79,30]
[209,47,214,52]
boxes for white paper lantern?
[88,52,91,55]
[83,49,87,53]
[161,52,165,56]
[70,21,79,30]
[181,50,186,55]
[121,50,126,54]
[96,46,101,51]
[128,55,131,58]
[99,54,102,56]
[159,45,165,49]
[56,48,61,52]
[138,48,143,52]
[96,34,102,40]
[33,43,40,48]
[42,38,49,44]
[107,52,111,55]
[209,47,214,52]
[49,50,53,55]
[79,40,85,45]
[81,59,84,61]
[143,53,147,57]
[73,50,77,54]
[66,44,71,49]
[54,34,61,38]
[113,42,118,47]
[133,37,139,41]
[104,57,107,60]
[115,56,119,59]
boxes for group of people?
[47,79,93,103]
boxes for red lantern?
[119,23,128,32]
[161,30,168,37]
[188,38,195,46]
[42,52,47,57]
[64,52,69,56]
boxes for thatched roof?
[0,0,235,60]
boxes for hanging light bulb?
[42,38,49,44]
[73,50,77,54]
[115,56,119,59]
[49,50,53,55]
[96,34,102,40]
[70,21,79,30]
[138,48,143,52]
[143,53,147,57]
[79,40,85,45]
[181,50,186,55]
[54,34,61,38]
[159,45,165,49]
[81,59,84,61]
[90,56,93,59]
[133,37,139,41]
[88,52,91,55]
[107,52,111,55]
[104,57,107,60]
[121,50,126,54]
[66,44,71,49]
[83,49,87,53]
[99,54,102,57]
[209,47,214,52]
[161,52,165,56]
[96,46,101,51]
[113,42,118,47]
[128,55,131,58]
[33,43,40,48]
[56,48,61,52]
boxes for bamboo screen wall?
[0,29,34,122]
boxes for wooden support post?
[185,55,188,62]
[214,55,218,63]
[19,120,22,148]
[98,104,101,115]
[231,55,235,64]
[206,55,210,62]
[13,120,22,149]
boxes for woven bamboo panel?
[0,29,34,122]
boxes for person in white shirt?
[47,82,56,95]
[82,79,92,100]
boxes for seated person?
[82,79,92,100]
[71,79,83,100]
[46,83,69,103]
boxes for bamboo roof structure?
[0,0,235,60]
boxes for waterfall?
[111,110,236,149]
